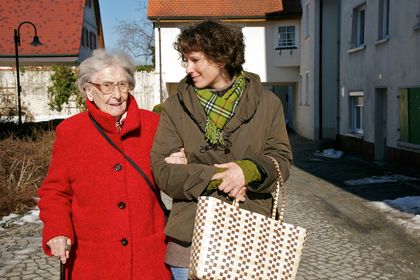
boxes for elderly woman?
[151,20,293,279]
[38,49,170,279]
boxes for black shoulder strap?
[89,114,170,217]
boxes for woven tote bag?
[188,156,307,280]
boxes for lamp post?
[14,21,42,124]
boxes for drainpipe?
[336,0,341,139]
[318,0,324,140]
[157,18,163,104]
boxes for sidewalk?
[0,132,419,279]
[0,222,59,279]
[286,132,420,280]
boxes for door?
[263,84,294,129]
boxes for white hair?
[77,49,136,97]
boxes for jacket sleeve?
[38,125,74,255]
[245,95,293,193]
[151,101,217,200]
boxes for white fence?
[0,68,163,122]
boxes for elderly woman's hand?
[211,162,247,202]
[165,148,187,164]
[47,236,71,264]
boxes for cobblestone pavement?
[0,223,59,279]
[0,132,419,279]
[287,133,420,280]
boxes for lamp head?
[31,35,42,46]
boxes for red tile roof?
[0,0,86,57]
[148,0,283,19]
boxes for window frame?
[349,91,365,135]
[378,0,390,40]
[89,31,97,50]
[276,25,297,50]
[82,28,89,47]
[304,72,310,106]
[305,1,310,38]
[414,4,420,31]
[351,4,367,48]
[298,74,303,105]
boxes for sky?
[99,0,149,62]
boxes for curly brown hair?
[173,20,245,77]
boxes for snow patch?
[345,175,418,186]
[0,207,41,230]
[314,149,344,159]
[369,197,420,237]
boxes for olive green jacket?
[151,71,292,243]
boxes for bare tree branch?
[115,2,154,65]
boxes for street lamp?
[14,21,42,124]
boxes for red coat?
[38,96,170,280]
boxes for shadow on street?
[288,131,420,203]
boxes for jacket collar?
[177,71,262,135]
[86,94,141,136]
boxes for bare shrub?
[0,128,55,218]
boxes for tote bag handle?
[232,156,285,221]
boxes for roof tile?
[148,0,283,18]
[0,0,85,56]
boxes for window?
[89,32,97,50]
[298,75,303,105]
[349,91,364,135]
[305,2,310,38]
[81,28,85,46]
[414,4,420,31]
[86,0,92,8]
[351,4,366,48]
[82,28,89,47]
[277,26,296,49]
[399,88,420,145]
[378,0,389,40]
[305,72,310,106]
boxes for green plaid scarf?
[195,72,246,145]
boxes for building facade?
[300,0,420,167]
[338,0,420,166]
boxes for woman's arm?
[38,125,74,256]
[244,95,293,193]
[151,102,217,200]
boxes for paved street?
[1,132,419,279]
[286,133,420,280]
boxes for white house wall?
[157,26,184,84]
[295,0,318,139]
[154,20,302,97]
[242,24,268,80]
[295,0,340,141]
[339,0,420,150]
[265,20,300,83]
[0,69,78,122]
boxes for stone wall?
[0,68,162,122]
